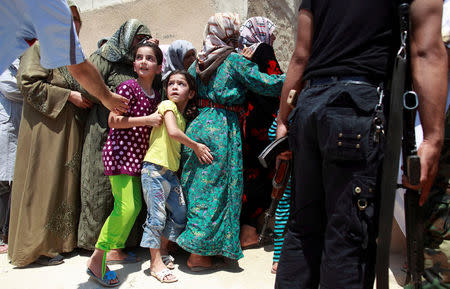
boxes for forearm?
[410,0,448,144]
[108,115,152,129]
[168,128,198,149]
[277,54,308,138]
[412,52,447,144]
[276,9,313,138]
[67,60,110,102]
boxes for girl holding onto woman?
[140,70,213,283]
[176,13,285,270]
[86,41,163,287]
[78,19,157,260]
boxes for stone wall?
[248,0,300,71]
[76,0,298,69]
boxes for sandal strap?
[162,255,174,263]
[157,269,172,280]
[104,271,117,281]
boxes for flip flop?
[161,255,175,270]
[106,252,141,264]
[151,268,178,283]
[86,268,120,287]
[35,254,64,266]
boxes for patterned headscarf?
[443,0,450,45]
[196,13,240,84]
[238,17,275,53]
[94,19,152,64]
[162,40,196,80]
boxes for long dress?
[176,52,284,260]
[240,43,283,228]
[8,43,88,267]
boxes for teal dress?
[176,53,285,260]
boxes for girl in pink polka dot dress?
[87,41,164,287]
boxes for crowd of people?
[0,0,449,288]
[0,0,290,286]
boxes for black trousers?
[0,181,11,241]
[275,81,385,289]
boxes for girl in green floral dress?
[176,13,285,270]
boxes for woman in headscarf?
[176,13,284,270]
[237,16,284,248]
[77,19,156,262]
[162,40,196,80]
[8,2,92,267]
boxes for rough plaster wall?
[247,0,300,71]
[212,0,248,20]
[78,0,216,56]
[77,0,298,68]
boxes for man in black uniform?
[275,0,448,288]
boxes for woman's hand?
[241,46,254,60]
[68,91,93,109]
[194,143,214,165]
[146,111,163,127]
[148,38,160,45]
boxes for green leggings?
[96,175,142,251]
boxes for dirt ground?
[1,244,403,289]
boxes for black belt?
[304,76,379,88]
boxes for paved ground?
[0,245,403,289]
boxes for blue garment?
[0,0,85,72]
[0,59,22,181]
[268,119,292,263]
[140,162,187,248]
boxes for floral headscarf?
[238,17,275,53]
[162,40,196,80]
[94,19,152,64]
[196,13,240,84]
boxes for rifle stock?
[258,159,291,245]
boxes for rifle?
[258,159,291,245]
[256,89,298,244]
[376,1,423,288]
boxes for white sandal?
[151,268,178,283]
[161,255,175,269]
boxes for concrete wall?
[76,0,297,70]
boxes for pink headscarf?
[238,17,275,53]
[196,13,240,84]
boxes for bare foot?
[106,249,137,262]
[0,244,7,254]
[239,224,259,248]
[187,254,212,269]
[87,251,119,285]
[160,237,174,269]
[150,248,177,282]
[271,262,278,274]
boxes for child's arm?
[108,111,162,129]
[164,110,213,165]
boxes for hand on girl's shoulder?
[146,111,163,127]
